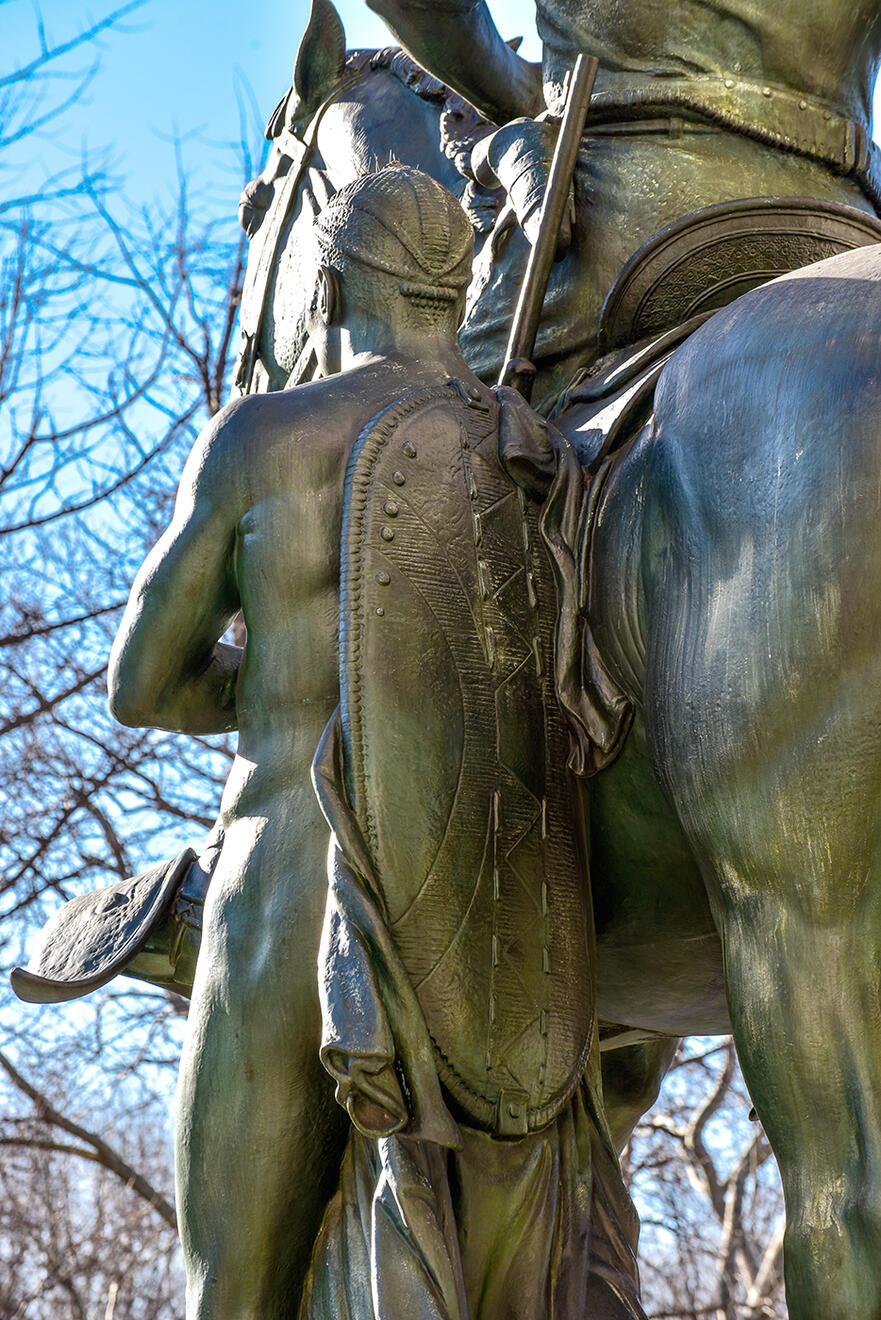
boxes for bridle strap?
[233,67,372,396]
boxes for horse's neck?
[315,70,460,194]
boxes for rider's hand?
[470,116,573,258]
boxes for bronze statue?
[300,169,643,1320]
[106,168,509,1320]
[14,1,881,1316]
[223,3,881,1313]
[43,166,634,1319]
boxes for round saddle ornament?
[598,195,881,352]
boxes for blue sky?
[5,0,540,207]
[7,1,881,212]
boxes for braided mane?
[342,46,455,108]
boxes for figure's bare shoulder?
[199,383,332,464]
[203,364,427,501]
[179,381,346,517]
[187,360,440,526]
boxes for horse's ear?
[290,0,347,124]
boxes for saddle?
[597,195,881,353]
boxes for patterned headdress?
[313,165,473,307]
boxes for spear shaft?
[497,53,599,401]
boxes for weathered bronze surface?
[14,0,881,1315]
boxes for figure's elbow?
[106,640,165,728]
[107,668,156,728]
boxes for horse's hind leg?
[653,655,881,1318]
[642,463,881,1315]
[627,252,881,1317]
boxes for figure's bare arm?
[108,412,244,735]
[367,0,543,124]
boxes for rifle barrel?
[498,53,599,400]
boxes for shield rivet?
[393,471,406,486]
[375,606,384,616]
[383,500,399,516]
[375,570,390,585]
[380,526,394,542]
[402,441,417,458]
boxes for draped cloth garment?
[305,709,644,1320]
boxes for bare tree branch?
[0,3,147,94]
[0,1051,176,1228]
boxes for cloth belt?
[579,76,881,209]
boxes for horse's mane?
[345,46,449,107]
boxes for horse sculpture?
[586,245,881,1316]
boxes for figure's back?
[539,0,881,127]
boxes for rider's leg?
[176,812,347,1320]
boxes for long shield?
[338,381,595,1136]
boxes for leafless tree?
[0,1038,182,1320]
[0,8,258,1314]
[0,41,251,937]
[627,1038,787,1320]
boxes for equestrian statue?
[12,1,881,1317]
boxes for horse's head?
[238,0,346,240]
[234,0,498,396]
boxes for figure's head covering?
[313,165,473,306]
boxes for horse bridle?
[233,66,372,397]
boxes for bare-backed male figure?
[108,167,484,1320]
